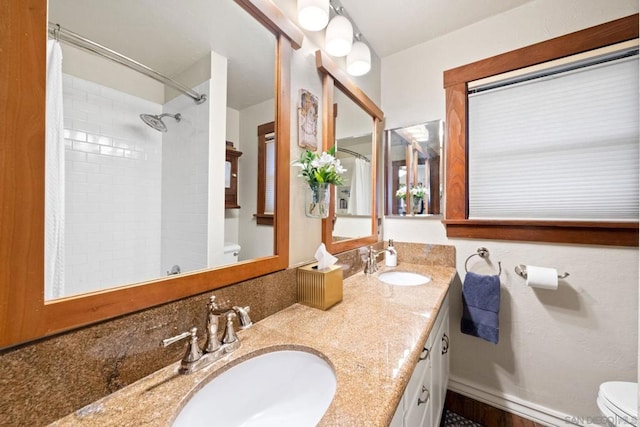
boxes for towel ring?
[464,247,502,276]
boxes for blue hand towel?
[460,271,500,344]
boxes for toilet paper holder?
[514,265,570,279]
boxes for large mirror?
[46,0,279,300]
[0,0,303,349]
[385,120,444,216]
[316,50,384,253]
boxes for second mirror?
[385,120,443,216]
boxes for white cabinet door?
[389,293,450,427]
[431,305,450,427]
[403,359,431,427]
[402,323,434,427]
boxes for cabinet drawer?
[404,336,433,411]
[403,376,432,427]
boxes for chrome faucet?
[363,246,391,275]
[161,295,252,374]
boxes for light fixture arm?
[328,1,344,15]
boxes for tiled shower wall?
[62,74,163,297]
[161,81,211,274]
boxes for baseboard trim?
[448,375,601,427]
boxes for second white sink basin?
[172,349,336,427]
[378,271,431,286]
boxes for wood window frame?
[442,14,639,247]
[256,121,275,225]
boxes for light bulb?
[325,15,353,57]
[297,0,329,31]
[347,41,371,76]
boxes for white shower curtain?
[348,158,371,215]
[45,40,65,299]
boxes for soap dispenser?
[385,239,397,267]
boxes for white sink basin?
[172,349,336,427]
[378,271,431,286]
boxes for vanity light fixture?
[297,0,330,31]
[298,0,372,75]
[325,14,353,57]
[346,36,371,76]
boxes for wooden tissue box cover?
[297,263,343,310]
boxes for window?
[443,15,639,246]
[256,121,275,225]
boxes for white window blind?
[468,52,639,221]
[264,134,275,214]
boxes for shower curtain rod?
[48,23,207,105]
[337,147,370,162]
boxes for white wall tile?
[63,73,163,296]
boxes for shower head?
[140,113,181,132]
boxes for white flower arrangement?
[292,146,346,186]
[410,184,426,199]
[396,184,426,199]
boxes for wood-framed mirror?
[384,120,444,216]
[0,0,303,349]
[315,50,384,254]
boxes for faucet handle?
[161,330,192,347]
[221,312,238,344]
[162,327,203,372]
[233,305,252,329]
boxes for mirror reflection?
[45,0,276,300]
[332,87,374,241]
[385,120,443,216]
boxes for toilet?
[597,382,637,426]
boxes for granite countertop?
[51,262,455,427]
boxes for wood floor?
[444,390,547,427]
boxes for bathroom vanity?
[51,262,454,426]
[390,294,450,426]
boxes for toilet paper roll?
[525,265,558,290]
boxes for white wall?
[62,74,163,296]
[335,89,373,140]
[160,79,211,274]
[206,52,229,268]
[161,51,228,273]
[237,99,275,261]
[287,37,326,266]
[224,107,241,248]
[274,0,383,266]
[381,0,638,423]
[61,44,165,104]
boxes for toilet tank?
[222,242,241,264]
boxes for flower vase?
[305,183,330,218]
[398,198,406,216]
[411,196,423,215]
